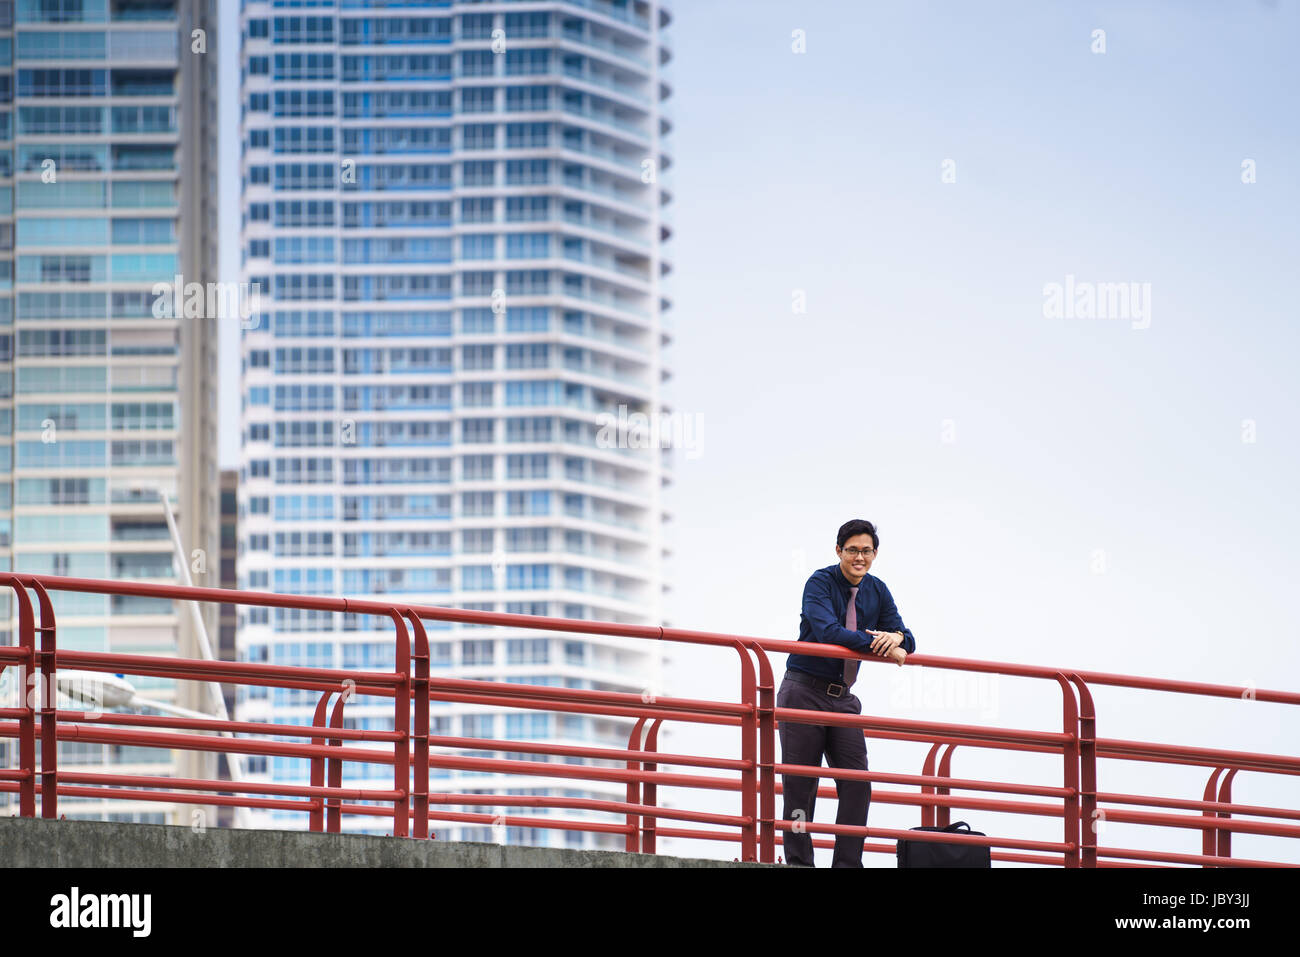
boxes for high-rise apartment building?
[0,0,219,825]
[238,0,672,848]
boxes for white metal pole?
[151,486,249,827]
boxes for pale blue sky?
[651,0,1299,864]
[217,1,1298,864]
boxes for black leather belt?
[784,669,852,698]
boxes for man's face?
[836,533,877,583]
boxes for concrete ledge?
[1,817,772,868]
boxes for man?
[779,518,915,867]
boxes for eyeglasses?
[841,547,875,558]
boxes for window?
[505,196,549,222]
[461,529,494,553]
[460,307,494,333]
[461,345,494,370]
[460,13,493,40]
[461,271,495,297]
[506,490,550,515]
[506,527,549,552]
[462,640,494,667]
[462,714,495,738]
[460,492,494,517]
[460,87,495,113]
[507,453,549,479]
[505,85,550,112]
[507,639,549,665]
[460,50,494,78]
[461,565,494,591]
[506,233,550,259]
[461,382,493,407]
[462,160,495,187]
[460,233,495,260]
[507,564,550,590]
[461,453,493,479]
[460,418,494,444]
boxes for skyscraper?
[0,0,220,824]
[238,0,673,848]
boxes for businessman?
[779,518,916,867]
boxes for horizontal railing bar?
[1095,844,1290,868]
[776,705,1072,747]
[1095,806,1300,839]
[1097,791,1300,821]
[425,674,748,716]
[0,721,399,765]
[418,792,748,828]
[424,733,751,772]
[10,781,313,815]
[422,688,742,726]
[58,772,401,802]
[424,751,743,791]
[1095,737,1300,775]
[55,649,401,689]
[14,573,1296,706]
[49,710,404,743]
[801,770,1074,799]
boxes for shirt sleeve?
[876,579,916,653]
[802,572,872,651]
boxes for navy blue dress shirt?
[786,563,917,682]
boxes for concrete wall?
[1,818,771,868]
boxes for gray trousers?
[777,673,871,867]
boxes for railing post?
[624,717,648,853]
[920,744,943,828]
[1069,675,1097,867]
[1201,768,1224,865]
[309,691,333,832]
[640,719,663,854]
[745,640,776,864]
[389,610,411,838]
[1055,673,1081,867]
[403,610,431,839]
[731,639,758,862]
[936,745,958,828]
[24,578,59,820]
[6,577,37,817]
[1215,768,1239,863]
[327,688,351,834]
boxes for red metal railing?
[1,573,1297,866]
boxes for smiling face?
[836,533,877,584]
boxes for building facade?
[0,0,219,825]
[238,0,673,848]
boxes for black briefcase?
[896,821,991,867]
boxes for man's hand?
[887,646,907,666]
[867,629,904,657]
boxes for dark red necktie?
[843,585,860,685]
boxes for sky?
[216,1,1299,865]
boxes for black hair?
[837,519,878,551]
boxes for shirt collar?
[832,563,866,592]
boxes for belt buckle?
[825,682,845,698]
